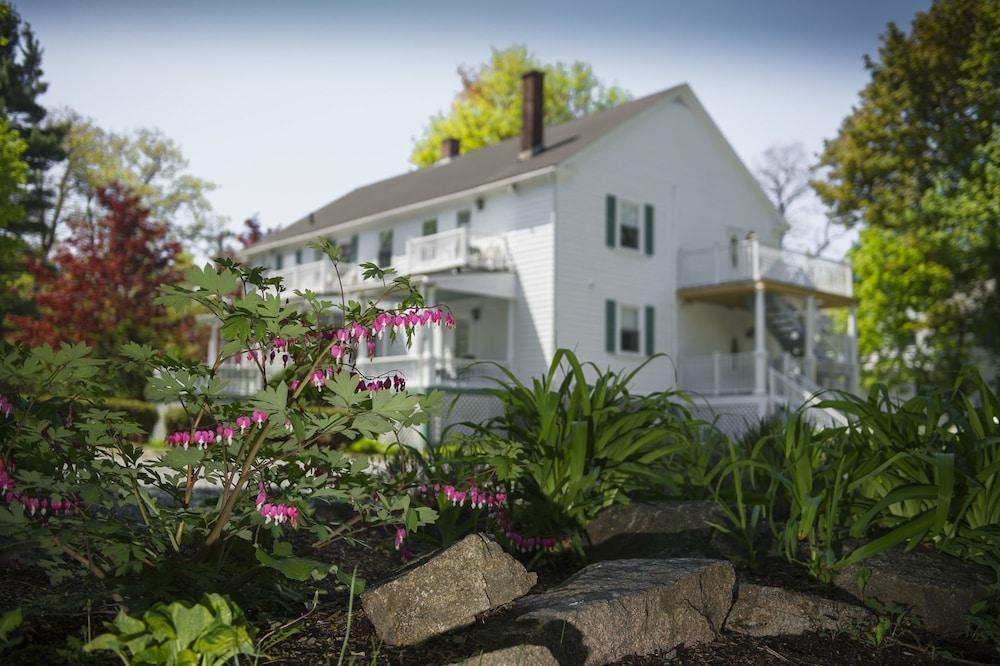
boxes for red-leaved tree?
[7,185,196,395]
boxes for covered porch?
[676,237,860,403]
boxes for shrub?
[436,349,702,552]
[163,405,191,434]
[0,242,442,605]
[706,368,1000,581]
[98,397,160,437]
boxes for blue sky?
[18,0,930,255]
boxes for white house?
[232,72,859,428]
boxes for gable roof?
[250,84,687,250]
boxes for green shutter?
[605,194,616,247]
[349,234,359,262]
[605,299,616,353]
[644,204,654,256]
[645,305,655,355]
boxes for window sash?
[619,201,640,250]
[619,305,640,353]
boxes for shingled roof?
[251,84,685,249]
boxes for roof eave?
[244,165,557,257]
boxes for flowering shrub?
[0,241,442,599]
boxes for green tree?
[410,45,631,167]
[0,1,67,256]
[0,118,29,331]
[815,0,1000,387]
[47,112,226,259]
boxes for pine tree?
[0,1,67,256]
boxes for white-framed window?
[619,304,641,353]
[457,209,471,228]
[294,248,303,265]
[422,219,438,236]
[619,200,641,250]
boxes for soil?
[3,529,998,666]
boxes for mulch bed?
[3,528,998,666]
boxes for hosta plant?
[83,593,255,665]
[0,241,441,603]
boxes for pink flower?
[394,527,406,550]
[290,379,301,391]
[311,369,326,389]
[236,415,252,434]
[256,482,267,510]
[445,311,455,328]
[0,395,11,418]
[330,344,344,361]
[252,410,268,427]
[284,418,293,432]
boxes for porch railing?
[405,227,510,275]
[678,239,852,298]
[677,351,758,395]
[678,351,857,398]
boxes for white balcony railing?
[679,351,857,398]
[678,239,852,298]
[268,229,509,294]
[405,227,509,275]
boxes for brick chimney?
[440,137,460,161]
[520,70,544,158]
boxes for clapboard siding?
[554,92,783,393]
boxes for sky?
[17,0,931,257]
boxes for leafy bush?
[84,593,255,665]
[706,368,1000,581]
[163,405,190,434]
[98,397,160,438]
[448,349,702,549]
[0,242,441,606]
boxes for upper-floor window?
[619,201,640,250]
[606,194,654,255]
[619,305,641,353]
[422,219,438,236]
[457,210,471,228]
[378,230,393,268]
[274,252,284,270]
[294,249,303,265]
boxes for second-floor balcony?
[678,238,853,301]
[270,228,510,294]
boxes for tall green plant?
[467,349,701,543]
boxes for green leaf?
[0,607,22,641]
[255,547,330,581]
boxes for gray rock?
[509,558,735,665]
[725,583,873,637]
[361,534,537,646]
[833,548,993,635]
[448,644,558,666]
[586,500,725,559]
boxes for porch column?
[754,282,767,394]
[847,305,860,393]
[804,295,817,383]
[207,319,220,364]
